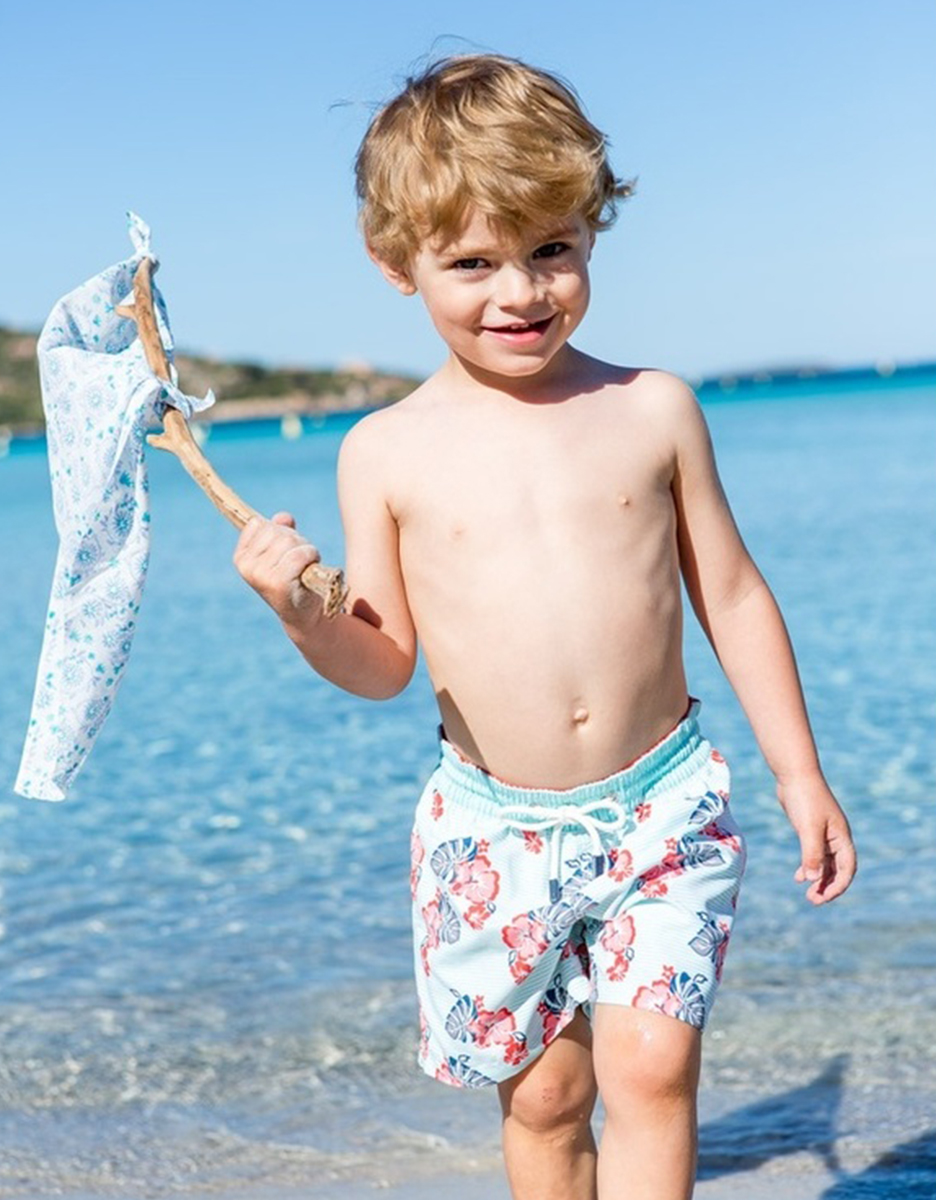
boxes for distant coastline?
[1,323,933,441]
[0,325,421,438]
[692,359,936,402]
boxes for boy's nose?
[494,263,540,309]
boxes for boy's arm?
[233,414,417,700]
[667,379,856,904]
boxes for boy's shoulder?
[603,364,698,412]
[337,368,476,461]
[571,359,706,437]
[335,378,438,494]
[337,378,431,455]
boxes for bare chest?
[394,414,674,560]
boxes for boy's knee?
[593,1009,701,1110]
[500,1057,597,1137]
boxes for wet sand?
[315,1166,838,1199]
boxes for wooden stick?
[116,258,348,619]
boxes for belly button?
[572,707,589,726]
[617,494,630,507]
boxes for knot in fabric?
[500,796,631,901]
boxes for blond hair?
[356,54,632,271]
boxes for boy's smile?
[481,315,557,344]
[378,209,594,389]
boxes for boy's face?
[377,209,594,386]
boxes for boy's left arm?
[668,381,857,905]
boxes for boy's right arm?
[233,415,417,700]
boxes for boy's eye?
[533,241,570,260]
[452,257,488,271]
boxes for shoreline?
[0,400,383,449]
[3,1063,932,1200]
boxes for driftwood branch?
[116,257,348,619]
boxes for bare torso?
[374,360,690,787]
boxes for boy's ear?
[366,245,417,296]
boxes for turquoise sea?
[1,373,934,1197]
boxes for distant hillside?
[4,324,932,433]
[0,326,420,431]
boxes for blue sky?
[1,0,933,381]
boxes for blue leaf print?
[687,791,725,828]
[678,838,725,868]
[438,892,461,945]
[430,837,478,883]
[689,913,728,962]
[540,975,569,1018]
[670,972,708,1026]
[445,993,478,1042]
[446,1055,496,1089]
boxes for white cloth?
[15,214,213,801]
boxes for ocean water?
[1,377,934,1197]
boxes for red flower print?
[468,1001,515,1046]
[522,830,544,854]
[435,1061,458,1086]
[600,913,636,981]
[505,1038,529,1067]
[463,903,489,930]
[637,853,685,897]
[633,977,683,1019]
[608,847,634,881]
[502,912,549,983]
[507,957,534,984]
[636,802,652,822]
[711,749,726,764]
[430,790,444,819]
[449,848,500,928]
[410,830,425,898]
[468,1000,529,1067]
[538,999,575,1046]
[422,895,442,951]
[451,858,499,901]
[502,913,549,957]
[701,819,742,854]
[419,891,449,975]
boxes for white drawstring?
[500,797,630,901]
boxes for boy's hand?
[777,776,857,905]
[233,512,323,621]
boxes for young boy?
[234,54,856,1200]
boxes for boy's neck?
[441,344,604,406]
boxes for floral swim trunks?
[410,700,746,1088]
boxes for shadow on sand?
[698,1053,848,1179]
[818,1130,936,1199]
[698,1053,936,1197]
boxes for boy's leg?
[497,1009,598,1200]
[592,1004,701,1200]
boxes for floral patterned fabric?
[411,703,746,1087]
[15,214,213,801]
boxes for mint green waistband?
[436,699,710,815]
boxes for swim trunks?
[410,700,746,1088]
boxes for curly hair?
[355,54,632,270]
